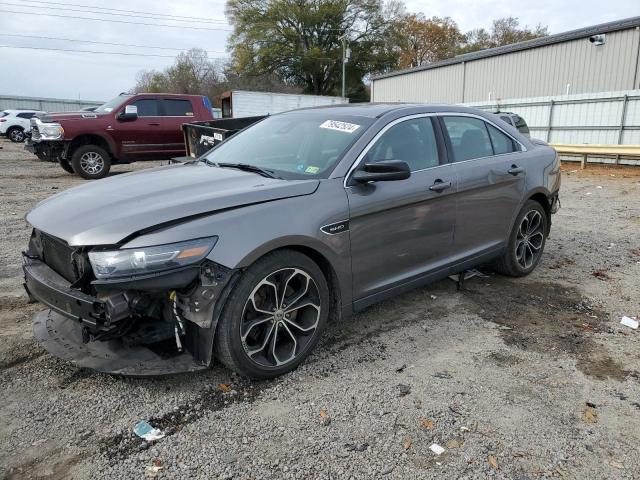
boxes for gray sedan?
[23,104,561,378]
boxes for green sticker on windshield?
[305,166,320,174]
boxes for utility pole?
[341,34,350,98]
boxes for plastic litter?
[429,443,445,455]
[620,316,639,329]
[134,421,165,441]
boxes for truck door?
[159,98,196,156]
[113,98,165,159]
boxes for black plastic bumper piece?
[34,310,208,376]
[23,257,107,324]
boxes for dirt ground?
[0,138,639,479]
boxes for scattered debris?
[134,421,165,442]
[582,405,598,424]
[430,294,437,300]
[596,185,603,189]
[631,248,640,257]
[218,383,232,393]
[488,455,499,470]
[395,364,407,373]
[397,384,411,397]
[414,399,422,409]
[429,443,445,455]
[319,409,331,426]
[591,268,612,281]
[449,268,488,283]
[419,418,435,429]
[403,439,412,450]
[620,316,638,329]
[432,372,452,379]
[446,437,463,449]
[581,322,594,331]
[497,325,514,330]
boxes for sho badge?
[321,220,349,235]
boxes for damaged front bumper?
[23,254,237,375]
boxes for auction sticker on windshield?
[320,120,360,133]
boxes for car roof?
[281,102,499,118]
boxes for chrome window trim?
[343,113,441,188]
[343,111,528,188]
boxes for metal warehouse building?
[371,17,640,104]
[371,17,640,154]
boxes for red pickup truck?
[26,93,214,179]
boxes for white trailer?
[220,90,348,118]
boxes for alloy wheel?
[515,210,544,269]
[9,129,24,142]
[80,151,104,175]
[240,268,321,368]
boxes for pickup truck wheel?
[8,127,25,143]
[214,250,329,379]
[494,200,548,277]
[58,158,75,174]
[71,145,111,179]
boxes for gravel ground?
[0,138,639,479]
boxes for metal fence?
[464,90,640,146]
[0,94,104,112]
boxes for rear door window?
[17,112,36,119]
[163,99,194,116]
[130,99,160,117]
[442,116,493,162]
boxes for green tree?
[225,0,402,97]
[460,17,548,54]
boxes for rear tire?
[71,145,111,179]
[59,158,75,174]
[8,127,25,143]
[214,250,330,379]
[494,200,548,277]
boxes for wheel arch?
[526,188,552,234]
[236,240,347,324]
[67,134,115,159]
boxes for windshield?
[203,112,373,179]
[94,95,132,114]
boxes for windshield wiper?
[216,162,282,179]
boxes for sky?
[0,0,639,101]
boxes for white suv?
[0,110,46,142]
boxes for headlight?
[38,122,64,140]
[88,237,217,279]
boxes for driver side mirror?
[351,160,411,184]
[118,105,138,121]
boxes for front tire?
[495,200,548,277]
[71,145,111,179]
[214,250,330,379]
[8,127,25,143]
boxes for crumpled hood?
[26,162,319,246]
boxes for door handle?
[148,122,161,126]
[429,180,452,192]
[508,165,524,175]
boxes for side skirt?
[352,245,504,312]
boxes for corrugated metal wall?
[371,27,640,104]
[231,91,348,118]
[371,63,464,103]
[465,90,640,145]
[0,95,103,112]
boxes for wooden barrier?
[551,143,640,169]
